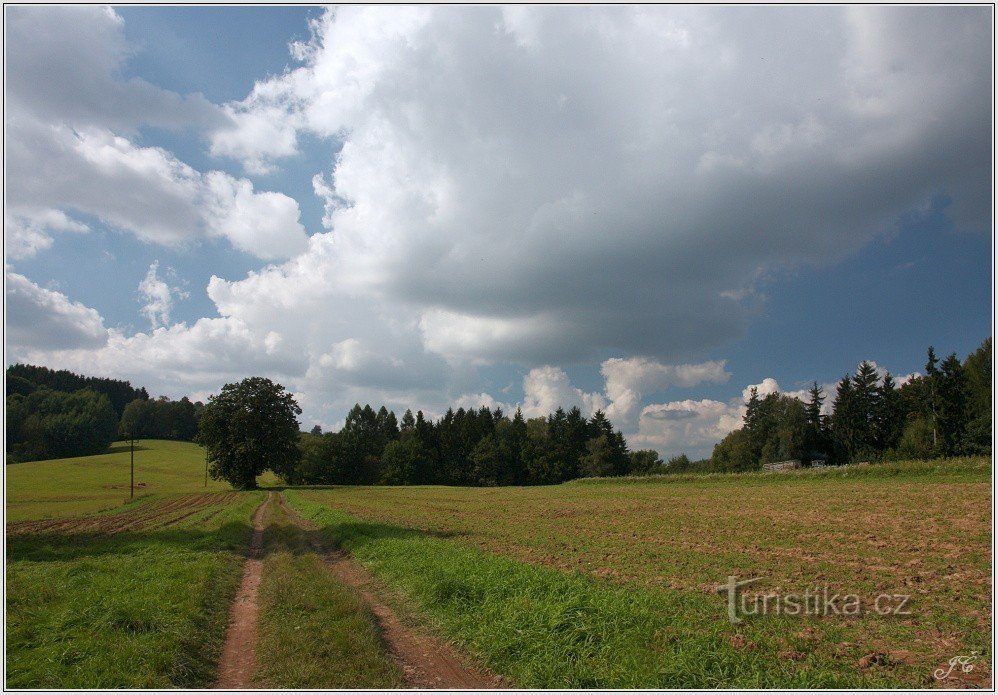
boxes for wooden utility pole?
[204,447,209,488]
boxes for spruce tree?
[744,387,762,430]
[400,408,416,432]
[804,382,829,461]
[937,353,968,455]
[925,346,940,450]
[831,374,859,462]
[874,371,903,453]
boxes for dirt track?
[277,493,502,689]
[213,492,271,689]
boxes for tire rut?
[213,492,271,689]
[277,493,502,690]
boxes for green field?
[5,443,992,688]
[6,490,261,687]
[288,457,992,687]
[6,439,277,521]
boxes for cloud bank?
[5,6,991,458]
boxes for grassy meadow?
[6,439,278,521]
[290,456,991,687]
[6,490,262,688]
[4,443,992,688]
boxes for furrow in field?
[6,493,239,536]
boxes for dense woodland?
[5,365,201,463]
[705,339,992,473]
[4,338,991,480]
[289,404,657,486]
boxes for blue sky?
[5,6,992,459]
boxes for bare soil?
[7,492,241,536]
[278,494,502,689]
[213,493,271,689]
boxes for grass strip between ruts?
[253,498,402,688]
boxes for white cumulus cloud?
[137,261,189,330]
[5,272,108,352]
[205,5,989,365]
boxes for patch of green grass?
[285,491,930,688]
[6,439,279,521]
[5,492,263,688]
[253,500,402,689]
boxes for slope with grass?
[6,491,262,688]
[290,457,992,688]
[6,439,277,521]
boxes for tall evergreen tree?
[400,409,416,433]
[937,353,968,456]
[874,371,903,452]
[962,338,992,454]
[925,346,941,451]
[803,381,829,461]
[831,374,861,462]
[744,387,762,430]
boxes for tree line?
[705,338,991,473]
[287,402,665,487]
[7,336,989,478]
[5,364,203,463]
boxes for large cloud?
[4,6,308,260]
[6,117,308,261]
[6,272,108,351]
[5,6,223,133]
[210,6,989,364]
[5,6,990,454]
[602,357,730,431]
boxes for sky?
[4,6,993,460]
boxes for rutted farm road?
[213,492,499,689]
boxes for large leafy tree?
[198,377,302,490]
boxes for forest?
[4,338,991,480]
[705,339,992,474]
[288,339,990,485]
[5,364,201,463]
[289,403,656,486]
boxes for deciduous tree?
[198,377,301,490]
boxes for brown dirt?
[6,493,241,537]
[213,493,271,689]
[278,494,502,689]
